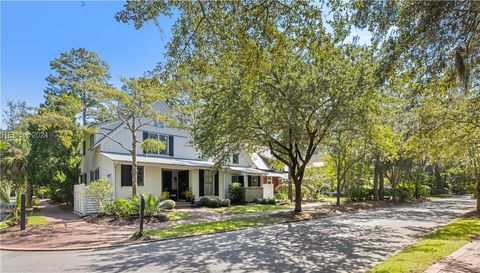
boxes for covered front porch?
[100,152,270,202]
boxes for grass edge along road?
[144,215,283,238]
[368,213,480,273]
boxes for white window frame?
[204,171,214,195]
[232,153,239,164]
[267,176,272,184]
[153,119,164,127]
[145,132,169,155]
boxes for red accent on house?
[263,176,282,193]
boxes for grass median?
[213,204,291,214]
[368,215,480,273]
[144,215,284,238]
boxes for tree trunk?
[373,156,379,201]
[27,180,33,207]
[131,132,138,197]
[336,175,342,206]
[379,161,385,200]
[82,92,87,126]
[476,176,480,216]
[288,179,293,203]
[294,180,302,213]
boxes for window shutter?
[137,166,144,186]
[248,175,252,187]
[95,169,100,180]
[238,176,244,187]
[214,172,219,196]
[168,135,174,156]
[121,165,132,186]
[199,170,204,196]
[143,132,148,154]
[257,176,261,187]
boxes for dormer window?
[153,119,164,127]
[232,153,239,164]
[89,134,94,148]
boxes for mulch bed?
[83,213,167,226]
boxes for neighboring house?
[251,152,288,193]
[77,101,268,211]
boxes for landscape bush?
[32,196,40,206]
[253,198,276,205]
[274,192,287,200]
[198,197,210,207]
[208,198,220,208]
[105,198,134,218]
[347,185,373,201]
[220,199,231,207]
[228,183,244,204]
[84,178,113,212]
[159,199,176,210]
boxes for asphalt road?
[0,196,475,273]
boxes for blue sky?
[1,0,175,114]
[1,1,371,118]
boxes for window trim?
[232,153,239,164]
[89,134,94,148]
[203,170,214,195]
[144,132,169,156]
[153,119,164,127]
[120,165,145,187]
[82,141,86,155]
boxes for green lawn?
[27,211,48,225]
[368,217,480,273]
[0,210,48,228]
[213,204,291,214]
[319,196,347,203]
[0,220,9,228]
[144,216,283,238]
[167,211,200,221]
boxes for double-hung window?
[204,171,214,195]
[144,132,169,155]
[232,153,239,164]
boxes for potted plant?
[182,188,193,202]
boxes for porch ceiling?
[100,152,214,168]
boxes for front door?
[178,170,189,200]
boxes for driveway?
[0,196,475,273]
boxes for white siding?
[114,164,163,199]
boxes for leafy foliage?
[84,178,113,212]
[228,183,244,204]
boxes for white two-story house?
[78,101,268,204]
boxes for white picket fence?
[73,184,101,216]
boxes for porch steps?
[175,201,195,209]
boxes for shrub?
[198,197,210,207]
[32,196,40,206]
[347,185,373,201]
[144,193,162,215]
[265,198,276,204]
[418,185,431,197]
[105,198,134,218]
[84,178,113,212]
[220,199,231,207]
[274,192,287,200]
[159,199,176,210]
[228,183,244,204]
[208,198,220,208]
